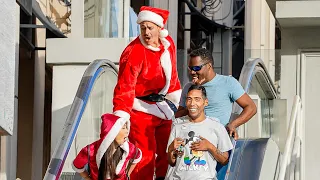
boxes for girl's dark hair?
[98,142,124,180]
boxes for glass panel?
[60,67,118,179]
[84,0,120,38]
[129,7,140,37]
[248,74,271,137]
[84,0,140,38]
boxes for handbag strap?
[126,147,138,180]
[87,145,91,177]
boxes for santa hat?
[96,113,130,169]
[137,6,169,38]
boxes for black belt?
[136,93,178,112]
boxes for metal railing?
[278,95,302,180]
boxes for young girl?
[72,113,142,180]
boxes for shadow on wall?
[51,104,72,155]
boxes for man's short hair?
[187,85,207,99]
[189,48,214,66]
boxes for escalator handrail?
[233,58,277,115]
[239,58,277,97]
[44,59,118,180]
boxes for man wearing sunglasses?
[175,48,257,140]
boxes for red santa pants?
[128,110,172,180]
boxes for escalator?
[44,60,118,180]
[44,58,281,180]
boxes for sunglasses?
[188,63,209,72]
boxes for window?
[84,0,139,38]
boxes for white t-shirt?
[165,117,233,180]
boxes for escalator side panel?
[227,139,269,180]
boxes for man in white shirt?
[166,85,233,180]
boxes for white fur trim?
[133,98,166,119]
[159,48,172,95]
[160,37,171,49]
[133,98,176,120]
[96,116,128,168]
[72,162,86,173]
[166,89,182,107]
[133,149,143,164]
[137,10,164,27]
[113,110,130,120]
[115,141,130,174]
[156,101,174,120]
[114,110,131,132]
[158,37,172,95]
[159,29,168,38]
[139,35,160,52]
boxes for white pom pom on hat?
[160,28,168,38]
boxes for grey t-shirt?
[165,117,233,180]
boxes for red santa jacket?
[113,35,181,120]
[72,140,142,180]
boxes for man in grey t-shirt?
[175,48,257,140]
[166,85,233,180]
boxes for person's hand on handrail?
[226,123,239,140]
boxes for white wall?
[0,2,19,180]
[276,1,320,27]
[46,38,128,64]
[300,52,320,179]
[279,26,320,178]
[245,0,275,81]
[280,27,320,125]
[7,4,20,180]
[0,0,16,135]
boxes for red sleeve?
[72,146,89,173]
[132,148,142,164]
[113,44,143,114]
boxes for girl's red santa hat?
[137,6,169,38]
[96,113,130,170]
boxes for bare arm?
[79,171,91,180]
[128,163,137,176]
[207,145,229,165]
[230,93,257,127]
[175,106,188,118]
[190,137,229,165]
[227,93,257,139]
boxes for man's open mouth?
[144,36,151,41]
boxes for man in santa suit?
[111,6,181,180]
